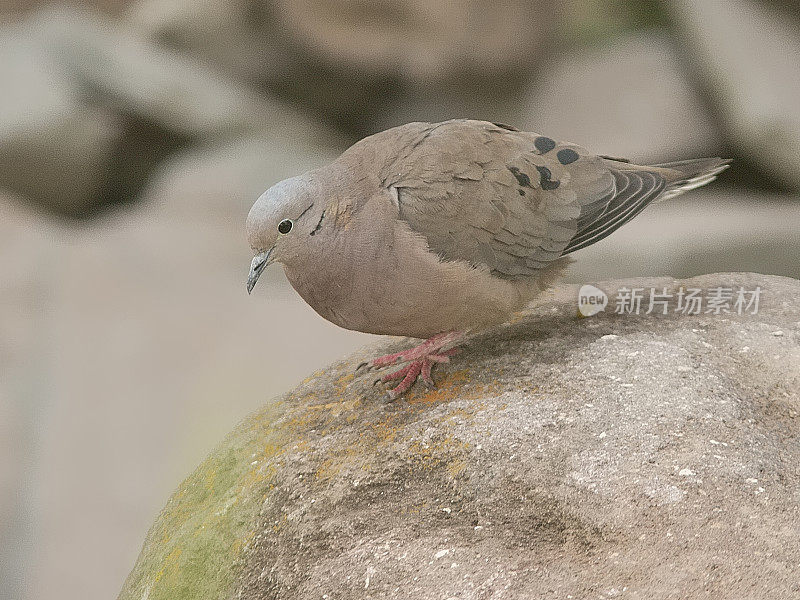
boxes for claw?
[356,331,465,399]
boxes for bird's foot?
[356,331,464,400]
[374,350,460,400]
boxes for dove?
[246,119,729,399]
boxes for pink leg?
[357,331,464,400]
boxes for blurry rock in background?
[667,0,800,191]
[127,0,280,84]
[128,0,562,132]
[0,26,121,213]
[1,5,330,215]
[520,31,722,162]
[270,0,556,81]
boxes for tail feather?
[561,157,731,255]
[650,158,731,202]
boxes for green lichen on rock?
[117,401,287,600]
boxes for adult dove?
[246,119,729,399]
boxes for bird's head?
[245,175,321,294]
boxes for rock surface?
[119,272,799,600]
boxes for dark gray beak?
[247,248,273,294]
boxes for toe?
[420,359,435,388]
[381,364,413,383]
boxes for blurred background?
[1,0,798,597]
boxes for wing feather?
[562,170,666,254]
[373,119,707,280]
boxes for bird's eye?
[277,219,293,234]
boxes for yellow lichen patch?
[334,372,356,396]
[370,413,404,444]
[407,434,470,476]
[203,467,220,494]
[244,401,288,435]
[284,405,323,432]
[271,513,289,534]
[231,530,256,557]
[406,369,496,405]
[314,457,344,481]
[405,370,470,404]
[238,461,278,494]
[290,439,310,452]
[442,404,487,422]
[306,396,361,415]
[154,547,182,583]
[447,459,468,478]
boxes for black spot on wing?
[508,166,533,188]
[492,122,519,131]
[557,148,580,165]
[541,179,560,190]
[534,136,556,153]
[536,165,560,190]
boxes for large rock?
[667,0,800,190]
[119,272,799,599]
[520,31,721,162]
